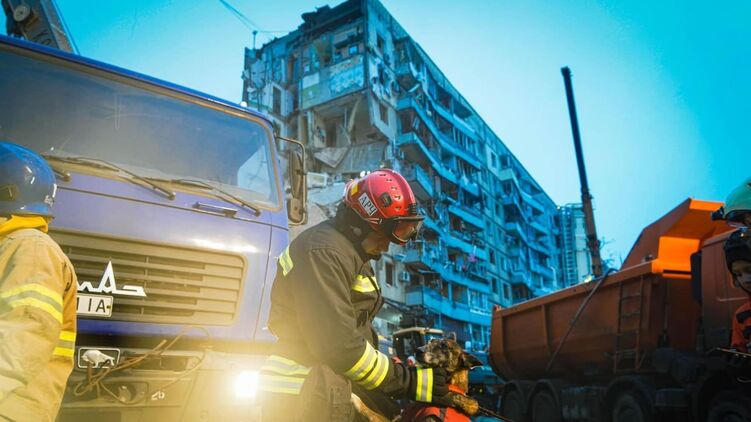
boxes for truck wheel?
[531,390,561,422]
[707,391,751,422]
[501,389,527,422]
[611,391,652,422]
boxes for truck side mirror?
[276,136,307,225]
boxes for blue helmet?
[0,141,57,218]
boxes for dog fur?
[413,338,482,419]
[351,393,394,422]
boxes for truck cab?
[0,34,305,421]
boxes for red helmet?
[343,169,424,245]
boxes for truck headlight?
[234,370,259,399]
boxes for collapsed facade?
[242,0,564,351]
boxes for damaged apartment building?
[241,0,563,351]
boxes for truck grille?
[50,229,246,325]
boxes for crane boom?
[561,66,603,277]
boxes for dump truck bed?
[489,199,731,381]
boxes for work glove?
[407,366,451,406]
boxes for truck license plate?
[77,294,113,317]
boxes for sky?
[2,0,749,265]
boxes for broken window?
[272,87,281,115]
[348,43,359,55]
[376,34,385,52]
[500,154,510,169]
[379,103,388,124]
[385,261,394,286]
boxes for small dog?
[352,338,482,422]
[408,338,482,420]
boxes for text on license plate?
[76,294,113,317]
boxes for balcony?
[448,203,484,230]
[460,176,481,197]
[504,221,527,242]
[397,97,482,169]
[497,168,520,187]
[395,60,420,86]
[402,165,434,201]
[467,262,487,280]
[397,132,459,185]
[530,218,548,236]
[444,231,488,261]
[529,238,551,255]
[431,98,478,145]
[522,190,546,215]
[510,269,529,286]
[530,261,554,279]
[406,286,491,326]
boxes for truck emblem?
[77,261,147,297]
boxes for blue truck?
[0,34,306,421]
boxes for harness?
[401,384,471,422]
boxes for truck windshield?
[0,44,279,209]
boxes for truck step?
[619,294,642,301]
[619,311,642,318]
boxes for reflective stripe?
[360,350,389,390]
[262,356,312,376]
[1,284,63,323]
[1,284,62,307]
[279,247,294,276]
[344,342,389,389]
[4,297,62,323]
[53,330,76,358]
[258,374,306,395]
[415,367,433,402]
[345,342,378,380]
[352,275,377,293]
[53,347,74,358]
[258,355,311,395]
[59,330,76,342]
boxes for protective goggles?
[380,215,425,244]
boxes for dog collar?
[448,384,467,395]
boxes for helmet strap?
[334,202,380,261]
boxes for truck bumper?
[58,349,265,422]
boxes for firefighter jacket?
[732,300,751,352]
[266,219,412,398]
[0,216,77,422]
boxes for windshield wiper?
[166,178,261,217]
[42,154,176,200]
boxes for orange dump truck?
[490,199,751,422]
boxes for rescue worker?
[0,141,77,421]
[714,176,751,227]
[260,169,461,421]
[723,229,751,353]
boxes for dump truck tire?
[531,390,561,422]
[501,389,527,422]
[707,390,751,422]
[611,391,652,422]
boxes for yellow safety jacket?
[0,216,77,422]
